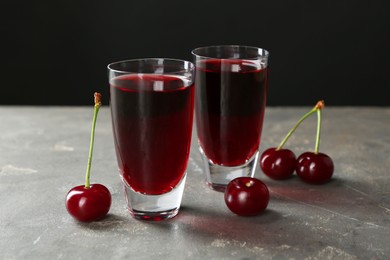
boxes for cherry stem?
[276,100,325,151]
[315,107,322,154]
[85,92,102,189]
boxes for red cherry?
[224,177,269,216]
[260,148,296,180]
[296,152,334,184]
[65,93,111,222]
[66,184,111,222]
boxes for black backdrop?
[2,0,389,106]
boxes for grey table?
[0,106,389,259]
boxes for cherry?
[224,177,269,216]
[260,148,296,180]
[66,184,111,222]
[296,101,334,184]
[296,152,334,184]
[65,93,111,222]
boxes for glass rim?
[107,58,195,74]
[191,45,269,60]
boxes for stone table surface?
[0,106,389,260]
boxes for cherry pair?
[260,101,334,184]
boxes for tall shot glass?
[192,45,269,191]
[108,59,195,220]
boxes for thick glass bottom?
[199,146,259,192]
[122,173,186,221]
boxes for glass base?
[199,146,259,192]
[122,173,186,221]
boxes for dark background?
[2,0,389,106]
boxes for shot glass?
[192,45,269,191]
[108,58,195,220]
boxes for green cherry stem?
[314,102,324,154]
[85,92,102,189]
[276,100,325,151]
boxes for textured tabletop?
[0,106,389,259]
